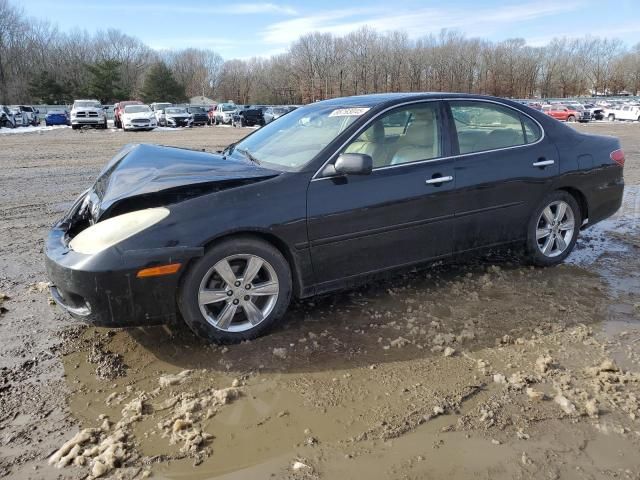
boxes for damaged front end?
[45,143,281,327]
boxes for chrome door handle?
[533,160,554,167]
[425,175,453,184]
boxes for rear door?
[446,100,558,252]
[307,101,457,286]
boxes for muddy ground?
[0,123,639,480]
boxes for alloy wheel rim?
[198,254,279,332]
[536,200,575,258]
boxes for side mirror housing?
[334,153,373,176]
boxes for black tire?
[608,114,615,122]
[526,191,581,267]
[71,125,79,130]
[567,115,576,122]
[178,236,292,343]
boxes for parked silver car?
[263,105,297,124]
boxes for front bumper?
[167,117,193,127]
[45,226,200,327]
[72,118,104,126]
[124,121,156,130]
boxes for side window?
[343,104,441,169]
[522,116,542,144]
[450,101,538,154]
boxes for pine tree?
[141,62,186,103]
[28,71,72,104]
[85,59,129,103]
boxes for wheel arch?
[557,186,588,226]
[195,230,305,298]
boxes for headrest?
[404,109,436,145]
[361,121,385,142]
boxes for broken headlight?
[69,207,170,255]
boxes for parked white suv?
[213,103,238,125]
[70,99,107,129]
[150,102,172,125]
[605,104,640,122]
[12,105,40,126]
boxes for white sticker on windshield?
[329,107,370,117]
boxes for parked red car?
[542,105,579,122]
[114,100,143,129]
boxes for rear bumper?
[45,227,199,327]
[583,178,624,228]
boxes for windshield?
[221,104,236,112]
[48,110,66,114]
[125,105,150,113]
[74,101,101,109]
[166,108,186,114]
[229,104,366,170]
[189,107,205,113]
[273,108,288,115]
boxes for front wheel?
[527,191,581,267]
[608,114,615,122]
[178,237,292,343]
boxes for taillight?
[610,149,625,167]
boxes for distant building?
[189,96,215,105]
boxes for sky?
[20,0,640,59]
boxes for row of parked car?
[521,99,640,123]
[1,99,302,132]
[209,103,298,127]
[0,105,42,128]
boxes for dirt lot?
[1,123,639,480]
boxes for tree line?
[2,0,639,106]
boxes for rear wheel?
[527,191,581,267]
[178,237,292,343]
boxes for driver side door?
[306,101,457,289]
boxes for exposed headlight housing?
[69,208,170,255]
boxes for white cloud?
[69,2,297,16]
[261,1,586,45]
[223,3,297,15]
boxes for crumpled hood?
[89,144,279,219]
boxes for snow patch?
[0,125,70,135]
[567,186,639,266]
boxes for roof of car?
[313,92,520,108]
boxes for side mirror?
[334,153,373,175]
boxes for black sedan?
[187,106,209,126]
[45,93,625,343]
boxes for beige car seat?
[344,121,387,167]
[390,109,438,165]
